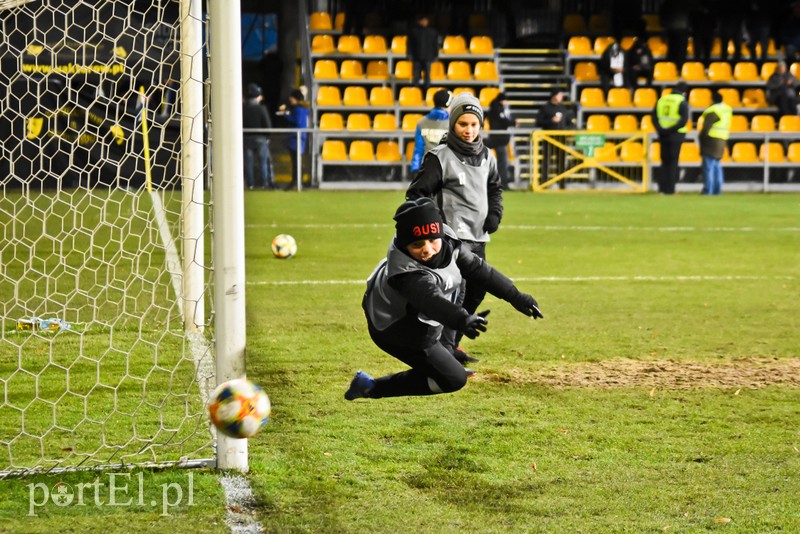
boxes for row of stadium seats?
[309,10,492,35]
[320,112,421,131]
[567,35,779,59]
[311,34,494,56]
[321,139,514,163]
[316,85,501,109]
[592,141,800,164]
[579,87,771,110]
[573,60,794,84]
[585,113,800,133]
[313,58,499,82]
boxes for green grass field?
[1,191,799,532]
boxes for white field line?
[249,274,796,287]
[247,223,800,232]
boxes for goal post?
[0,0,247,476]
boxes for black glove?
[483,213,500,234]
[510,293,543,319]
[460,310,489,339]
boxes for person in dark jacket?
[276,88,310,185]
[535,90,575,130]
[408,14,439,93]
[242,83,274,190]
[407,92,504,357]
[766,61,800,117]
[344,197,543,400]
[411,89,451,173]
[486,92,518,189]
[625,37,654,88]
[653,82,689,194]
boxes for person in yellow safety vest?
[697,90,732,195]
[653,81,689,194]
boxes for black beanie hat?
[290,88,304,101]
[246,83,262,98]
[433,89,452,108]
[393,198,445,249]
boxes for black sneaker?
[452,347,480,365]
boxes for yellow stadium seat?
[401,113,423,131]
[563,14,587,35]
[613,114,638,132]
[653,61,678,81]
[363,35,388,55]
[376,140,402,162]
[760,142,787,163]
[679,142,701,163]
[594,142,618,162]
[586,114,611,131]
[731,142,758,163]
[721,146,732,163]
[369,86,394,107]
[425,87,447,106]
[390,35,407,55]
[473,61,499,81]
[314,59,339,79]
[589,15,612,35]
[567,36,592,55]
[779,115,800,132]
[688,88,712,108]
[633,87,658,108]
[580,87,605,107]
[620,142,645,162]
[710,38,723,57]
[647,35,667,56]
[650,141,661,163]
[640,114,655,132]
[606,87,632,107]
[760,62,777,81]
[742,88,767,108]
[680,61,707,81]
[574,62,599,82]
[479,87,501,108]
[469,36,494,55]
[734,62,759,82]
[719,88,741,108]
[337,35,362,54]
[756,39,778,58]
[728,115,748,132]
[429,61,446,81]
[340,59,364,79]
[309,12,332,31]
[398,86,423,107]
[707,62,733,82]
[791,63,800,77]
[321,140,347,161]
[334,12,345,32]
[342,86,368,107]
[349,140,375,161]
[593,36,615,55]
[394,60,413,81]
[787,142,800,163]
[620,36,637,50]
[365,60,389,80]
[405,141,415,161]
[442,35,468,55]
[372,113,398,131]
[447,61,472,80]
[319,113,344,130]
[750,114,776,132]
[346,113,371,131]
[452,87,476,97]
[312,34,335,54]
[316,86,341,107]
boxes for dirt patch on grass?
[477,358,800,389]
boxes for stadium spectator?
[697,90,732,195]
[661,0,692,67]
[535,89,575,130]
[746,1,777,64]
[690,2,715,65]
[625,37,654,88]
[242,83,274,190]
[276,88,309,186]
[718,0,746,64]
[486,92,518,189]
[408,14,439,93]
[599,41,628,94]
[410,89,451,174]
[766,60,800,117]
[406,92,504,360]
[344,197,542,400]
[653,82,689,194]
[780,1,800,63]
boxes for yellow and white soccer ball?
[271,234,297,259]
[207,378,271,439]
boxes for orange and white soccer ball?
[271,234,297,258]
[208,378,271,439]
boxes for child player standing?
[344,198,542,400]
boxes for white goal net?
[0,0,215,476]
